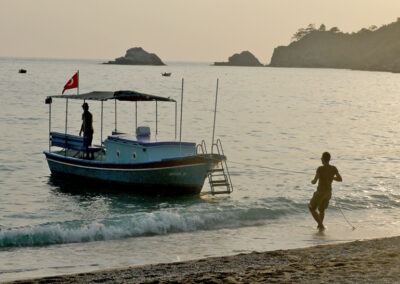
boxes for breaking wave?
[0,190,394,249]
[0,200,301,248]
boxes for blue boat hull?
[44,152,223,195]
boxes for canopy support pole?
[49,102,52,152]
[135,101,137,133]
[179,78,184,154]
[64,98,68,156]
[156,101,158,138]
[114,99,117,133]
[100,100,104,159]
[211,79,219,153]
[175,101,177,140]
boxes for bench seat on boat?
[50,132,101,152]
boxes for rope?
[229,159,356,230]
[229,161,311,175]
[333,195,356,230]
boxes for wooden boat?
[44,87,232,195]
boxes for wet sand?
[8,235,400,283]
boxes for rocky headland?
[270,19,400,73]
[214,51,263,67]
[105,47,165,66]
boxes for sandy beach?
[7,235,400,283]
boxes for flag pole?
[65,97,68,156]
[77,70,79,95]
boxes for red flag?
[62,72,79,94]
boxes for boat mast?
[211,79,219,153]
[179,78,184,153]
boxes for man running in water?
[309,152,342,230]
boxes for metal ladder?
[197,139,233,195]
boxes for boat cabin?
[104,132,196,163]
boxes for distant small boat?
[19,69,27,74]
[161,72,171,77]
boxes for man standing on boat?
[309,152,342,230]
[79,102,94,159]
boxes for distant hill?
[105,47,165,66]
[214,51,263,67]
[269,19,400,73]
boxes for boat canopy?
[47,90,176,102]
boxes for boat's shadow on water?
[47,174,205,204]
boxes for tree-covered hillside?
[270,19,400,73]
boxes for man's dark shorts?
[309,190,332,211]
[83,132,93,149]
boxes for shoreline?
[8,235,400,283]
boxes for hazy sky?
[1,0,399,63]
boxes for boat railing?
[50,132,102,154]
[196,140,208,154]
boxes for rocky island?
[214,51,263,67]
[270,18,400,73]
[105,47,165,66]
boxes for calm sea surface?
[1,57,400,281]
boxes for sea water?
[1,57,400,281]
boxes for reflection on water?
[48,175,207,212]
